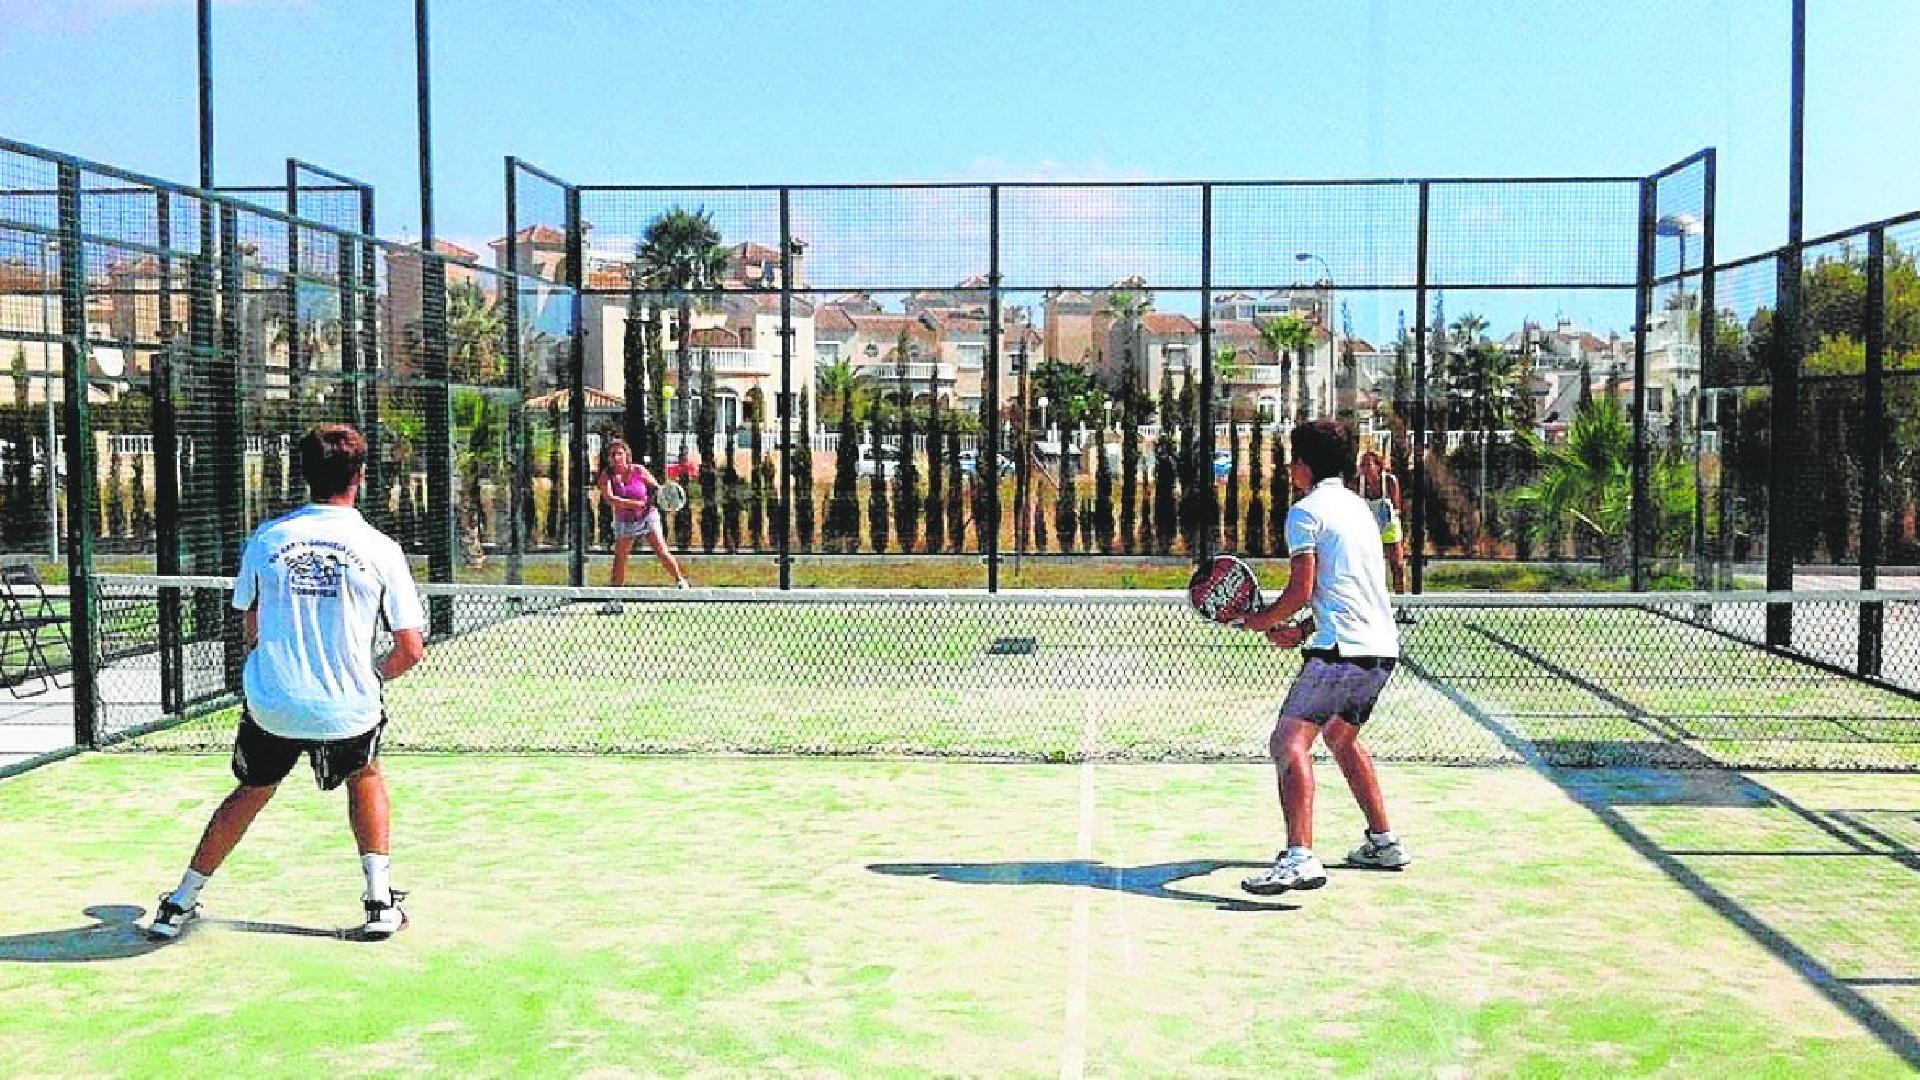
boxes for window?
[957,343,985,369]
[715,390,740,432]
[1164,344,1190,371]
[816,341,840,365]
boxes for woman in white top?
[1355,449,1409,596]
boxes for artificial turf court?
[1,754,1918,1076]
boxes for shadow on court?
[1404,643,1920,1071]
[0,905,351,962]
[867,858,1301,912]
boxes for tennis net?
[90,576,1920,769]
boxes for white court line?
[1060,703,1098,1080]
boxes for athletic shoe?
[361,888,409,940]
[597,600,624,615]
[1347,833,1412,870]
[1394,607,1417,625]
[147,894,200,940]
[1241,850,1328,895]
[675,578,692,590]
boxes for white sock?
[168,869,209,908]
[1286,845,1314,860]
[362,853,391,905]
[1368,829,1398,846]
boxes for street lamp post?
[1295,252,1335,418]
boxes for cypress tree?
[828,393,858,551]
[698,363,718,553]
[1093,418,1115,554]
[925,397,944,554]
[132,448,151,544]
[946,422,964,553]
[793,392,816,552]
[748,402,764,552]
[1246,417,1267,556]
[972,396,996,554]
[1119,389,1139,555]
[867,400,890,554]
[1055,435,1077,552]
[894,406,919,553]
[1224,417,1240,552]
[722,418,742,553]
[545,399,564,546]
[106,443,127,541]
[1154,370,1179,554]
[1269,423,1289,553]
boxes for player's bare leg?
[149,783,277,938]
[645,521,687,586]
[1244,717,1330,894]
[347,763,406,938]
[1326,718,1412,869]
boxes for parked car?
[958,449,1017,478]
[855,443,902,480]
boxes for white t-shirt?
[232,503,427,740]
[1283,477,1399,658]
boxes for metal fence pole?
[1630,178,1655,590]
[216,203,246,686]
[1198,184,1217,563]
[565,184,587,587]
[1410,182,1430,594]
[56,163,99,747]
[154,190,184,715]
[984,185,1002,592]
[1861,226,1886,677]
[1698,151,1719,590]
[504,158,525,585]
[422,250,453,635]
[1768,0,1807,647]
[779,187,793,590]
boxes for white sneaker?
[147,894,200,940]
[674,578,692,590]
[361,889,409,941]
[1241,849,1328,895]
[1347,833,1412,870]
[597,600,624,615]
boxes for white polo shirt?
[1283,477,1399,658]
[232,503,426,740]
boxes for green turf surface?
[2,754,1917,1077]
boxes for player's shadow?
[867,859,1300,911]
[0,905,348,962]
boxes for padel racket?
[1188,553,1264,625]
[655,481,688,513]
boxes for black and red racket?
[1187,554,1265,625]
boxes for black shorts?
[231,711,387,791]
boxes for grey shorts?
[612,510,664,542]
[1279,653,1396,727]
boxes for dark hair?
[300,423,367,500]
[1291,420,1355,485]
[599,437,631,480]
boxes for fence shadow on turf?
[1401,649,1920,1071]
[0,904,352,962]
[867,859,1301,912]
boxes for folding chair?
[0,563,71,697]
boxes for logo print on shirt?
[286,550,346,596]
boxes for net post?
[1768,0,1807,648]
[1860,226,1886,678]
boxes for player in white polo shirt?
[1238,420,1411,894]
[148,423,428,941]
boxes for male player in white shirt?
[148,423,427,940]
[1239,420,1412,894]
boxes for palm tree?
[447,280,507,384]
[1511,392,1634,572]
[635,207,728,437]
[816,357,861,424]
[1261,314,1313,425]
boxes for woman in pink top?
[597,438,688,613]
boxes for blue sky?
[2,0,1915,341]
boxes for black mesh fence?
[91,575,1920,770]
